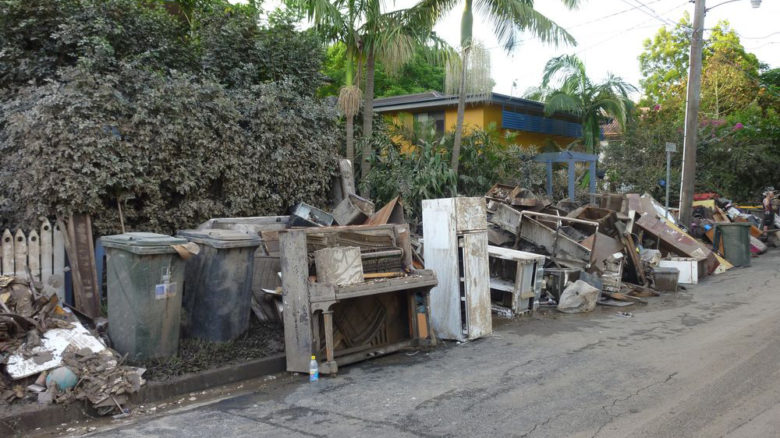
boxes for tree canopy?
[638,14,760,106]
[607,13,778,202]
[319,43,447,97]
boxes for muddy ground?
[133,319,284,381]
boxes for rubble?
[0,275,144,414]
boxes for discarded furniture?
[517,211,599,270]
[101,233,188,361]
[332,193,375,225]
[177,229,262,342]
[651,267,679,292]
[289,203,335,227]
[658,258,698,285]
[533,151,598,201]
[422,198,492,341]
[280,224,437,374]
[487,246,545,316]
[543,268,581,301]
[635,213,719,275]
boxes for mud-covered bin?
[652,267,679,292]
[176,229,262,342]
[100,232,188,361]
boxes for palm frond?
[474,0,577,52]
[544,91,581,117]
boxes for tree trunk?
[360,52,375,198]
[451,48,469,176]
[346,114,354,165]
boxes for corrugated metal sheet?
[501,110,582,138]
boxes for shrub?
[0,66,340,235]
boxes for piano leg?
[323,310,338,373]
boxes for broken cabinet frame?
[516,211,599,270]
[280,225,437,375]
[487,245,545,316]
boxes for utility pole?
[678,0,706,229]
[665,142,677,220]
[678,0,761,228]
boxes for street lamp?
[677,0,760,228]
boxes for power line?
[574,1,689,54]
[619,0,676,26]
[567,0,666,29]
[742,31,780,40]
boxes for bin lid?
[177,229,262,249]
[100,232,187,255]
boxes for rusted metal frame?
[518,211,599,269]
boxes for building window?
[414,111,445,136]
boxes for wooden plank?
[332,273,437,301]
[13,229,27,277]
[52,222,66,301]
[27,230,40,282]
[279,230,313,373]
[63,215,100,318]
[487,245,545,262]
[338,158,356,196]
[462,232,492,339]
[1,229,13,275]
[40,219,53,287]
[421,199,462,341]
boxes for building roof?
[373,91,548,114]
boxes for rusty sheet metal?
[635,213,719,274]
[364,197,405,226]
[580,232,623,274]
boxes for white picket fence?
[1,219,66,301]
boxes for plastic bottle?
[309,355,319,382]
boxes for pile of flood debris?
[0,275,144,415]
[483,186,773,313]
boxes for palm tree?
[528,54,636,154]
[357,6,449,196]
[296,0,363,166]
[419,0,581,175]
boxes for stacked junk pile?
[2,157,777,416]
[484,184,776,314]
[1,157,439,415]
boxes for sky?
[247,0,780,98]
[422,0,780,98]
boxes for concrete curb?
[0,354,286,436]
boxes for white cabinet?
[422,198,492,341]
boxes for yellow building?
[373,91,582,150]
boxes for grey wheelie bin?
[101,232,188,361]
[176,229,262,342]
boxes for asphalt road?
[85,249,780,438]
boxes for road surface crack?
[519,415,553,437]
[591,372,678,438]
